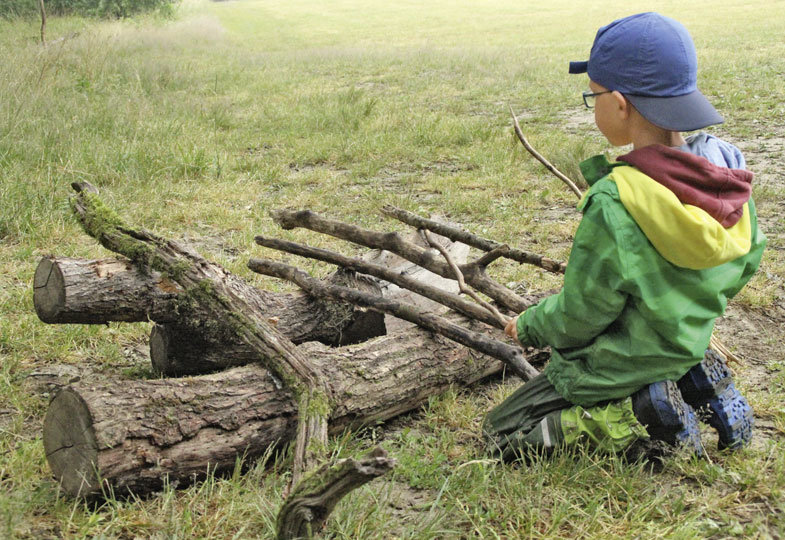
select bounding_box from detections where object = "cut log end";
[33,257,66,323]
[43,388,100,498]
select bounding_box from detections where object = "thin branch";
[38,0,46,45]
[710,335,741,365]
[254,235,504,328]
[249,257,540,381]
[381,205,566,274]
[509,105,583,199]
[421,230,510,328]
[271,209,541,313]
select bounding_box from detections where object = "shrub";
[0,0,179,19]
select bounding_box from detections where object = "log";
[33,257,184,324]
[150,270,385,376]
[44,323,544,498]
[33,257,385,375]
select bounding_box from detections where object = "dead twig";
[710,335,741,365]
[421,229,511,328]
[381,205,566,274]
[509,105,583,198]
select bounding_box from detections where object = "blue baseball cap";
[569,12,723,131]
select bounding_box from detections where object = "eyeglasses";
[582,90,612,109]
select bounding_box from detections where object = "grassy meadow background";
[2,0,785,537]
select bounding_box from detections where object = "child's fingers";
[504,316,519,339]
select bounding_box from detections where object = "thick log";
[34,256,383,337]
[33,257,385,375]
[44,323,543,498]
[150,270,385,376]
[33,257,184,324]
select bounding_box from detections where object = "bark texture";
[33,256,184,324]
[44,322,542,498]
[33,257,385,375]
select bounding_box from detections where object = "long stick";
[254,235,505,328]
[381,205,567,274]
[249,258,540,381]
[509,105,583,198]
[271,209,541,314]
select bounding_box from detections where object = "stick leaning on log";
[508,109,741,364]
[270,209,541,314]
[64,183,387,539]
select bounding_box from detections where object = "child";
[484,12,766,460]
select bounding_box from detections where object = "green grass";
[2,0,785,537]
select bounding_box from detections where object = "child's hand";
[504,315,521,345]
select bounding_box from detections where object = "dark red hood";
[617,145,753,227]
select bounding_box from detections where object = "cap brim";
[569,61,588,74]
[625,90,724,131]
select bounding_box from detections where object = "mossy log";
[43,322,537,498]
[33,257,386,375]
[33,257,184,324]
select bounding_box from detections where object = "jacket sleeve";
[517,194,630,350]
[723,198,767,300]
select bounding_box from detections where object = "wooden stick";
[254,235,505,328]
[249,258,540,381]
[38,0,46,45]
[509,105,583,198]
[271,209,541,314]
[276,447,395,539]
[421,230,511,328]
[381,205,566,274]
[710,335,741,365]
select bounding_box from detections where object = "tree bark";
[33,256,184,324]
[33,257,386,375]
[44,323,544,498]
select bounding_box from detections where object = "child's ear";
[611,91,630,119]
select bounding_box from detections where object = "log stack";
[36,185,553,538]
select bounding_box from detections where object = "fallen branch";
[381,205,567,274]
[248,258,540,381]
[276,447,395,539]
[271,209,540,314]
[421,229,510,327]
[509,105,583,198]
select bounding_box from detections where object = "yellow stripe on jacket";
[608,166,751,270]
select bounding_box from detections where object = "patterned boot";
[632,380,704,455]
[678,349,754,450]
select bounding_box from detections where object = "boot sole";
[678,349,754,450]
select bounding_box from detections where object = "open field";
[2,0,785,537]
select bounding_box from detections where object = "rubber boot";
[678,349,754,450]
[632,380,703,455]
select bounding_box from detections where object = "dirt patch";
[715,303,785,448]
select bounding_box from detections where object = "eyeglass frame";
[582,90,613,109]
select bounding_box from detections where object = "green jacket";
[517,155,766,407]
